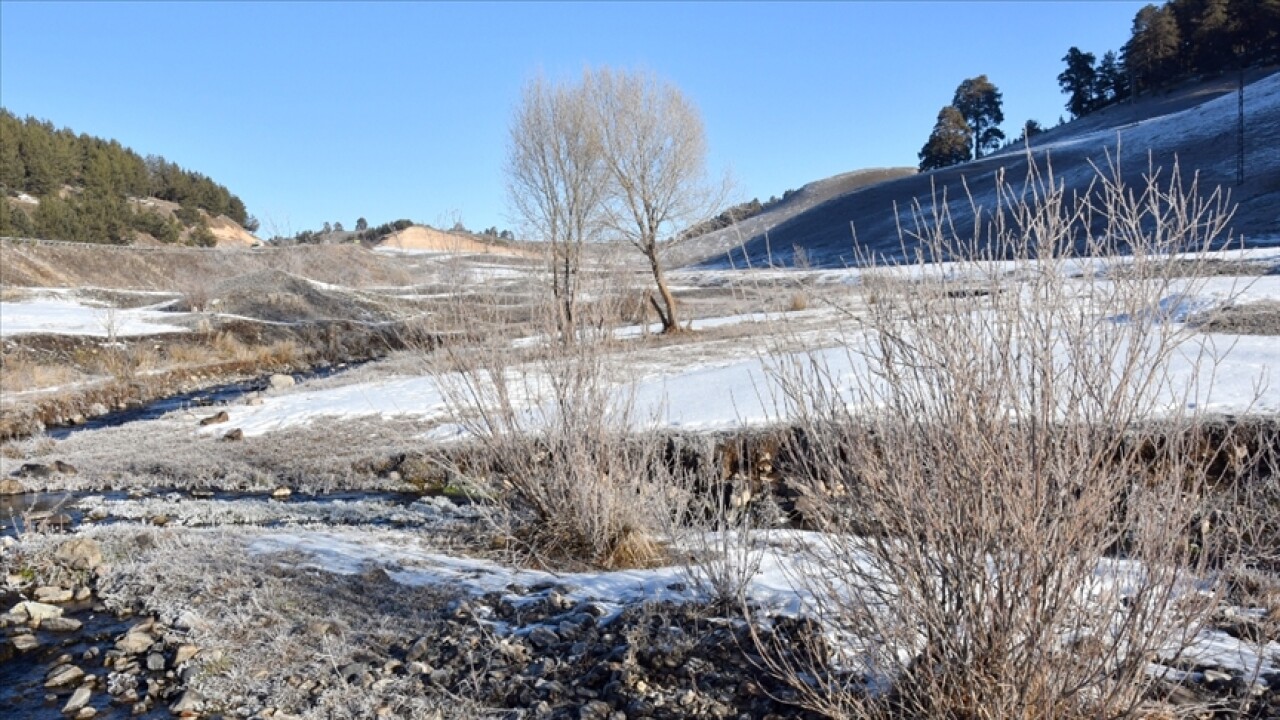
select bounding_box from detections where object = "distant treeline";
[1059,0,1279,118]
[679,190,798,240]
[0,110,251,245]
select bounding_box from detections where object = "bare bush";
[756,159,1251,718]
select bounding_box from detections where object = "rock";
[75,709,96,719]
[74,587,91,601]
[578,700,613,720]
[56,538,104,571]
[221,428,244,442]
[190,489,214,499]
[52,460,78,475]
[198,411,229,426]
[269,373,295,390]
[116,631,153,655]
[270,486,292,499]
[13,600,63,621]
[15,463,51,478]
[63,686,92,714]
[35,585,74,604]
[0,477,25,495]
[406,636,431,662]
[170,690,202,715]
[528,626,559,650]
[13,633,40,652]
[146,652,166,671]
[45,664,85,688]
[36,513,74,532]
[173,645,200,666]
[41,617,83,633]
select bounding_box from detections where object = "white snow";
[249,526,1280,679]
[0,298,189,337]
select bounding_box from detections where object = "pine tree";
[1058,47,1099,117]
[0,111,25,191]
[918,106,972,171]
[951,75,1005,158]
[1194,0,1234,73]
[1096,50,1130,106]
[1124,4,1183,93]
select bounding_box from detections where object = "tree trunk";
[645,243,681,333]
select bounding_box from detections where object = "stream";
[43,363,357,440]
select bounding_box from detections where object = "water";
[44,364,355,440]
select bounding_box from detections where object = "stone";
[63,686,92,714]
[170,690,202,715]
[40,617,83,632]
[15,463,51,478]
[55,538,104,571]
[45,664,85,688]
[0,477,25,495]
[173,645,200,666]
[13,633,40,652]
[270,486,292,499]
[13,600,63,621]
[221,428,244,442]
[35,585,74,603]
[578,700,613,720]
[75,709,96,719]
[52,460,78,475]
[198,411,229,426]
[146,652,166,671]
[528,626,559,650]
[269,373,295,390]
[116,631,153,655]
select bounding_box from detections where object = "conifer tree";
[1058,47,1099,117]
[951,75,1005,158]
[918,106,972,171]
[1124,4,1182,93]
[1095,50,1130,105]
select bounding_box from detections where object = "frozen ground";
[0,295,189,337]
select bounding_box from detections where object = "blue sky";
[1,1,1146,236]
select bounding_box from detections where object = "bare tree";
[506,73,607,339]
[588,68,721,334]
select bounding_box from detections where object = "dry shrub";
[433,332,675,570]
[788,290,810,312]
[757,159,1250,719]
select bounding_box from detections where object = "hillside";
[695,68,1280,269]
[376,224,529,256]
[0,110,258,247]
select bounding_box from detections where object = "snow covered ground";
[0,296,189,337]
[248,525,1280,679]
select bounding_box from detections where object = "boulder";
[221,428,244,442]
[0,478,25,495]
[35,585,73,604]
[269,373,295,390]
[56,538,104,571]
[45,663,85,688]
[52,460,78,475]
[198,411,229,426]
[12,600,63,621]
[12,633,40,652]
[63,686,92,714]
[40,617,83,632]
[116,630,153,655]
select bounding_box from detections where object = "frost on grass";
[84,525,497,720]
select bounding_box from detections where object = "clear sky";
[0,1,1147,237]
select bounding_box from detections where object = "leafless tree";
[588,68,722,334]
[505,73,606,339]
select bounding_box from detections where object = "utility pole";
[1237,64,1246,186]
